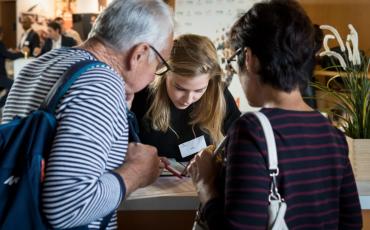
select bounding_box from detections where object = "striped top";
[202,108,362,230]
[2,48,128,229]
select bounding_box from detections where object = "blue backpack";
[0,60,112,230]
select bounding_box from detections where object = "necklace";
[169,125,196,140]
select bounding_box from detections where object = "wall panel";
[300,0,370,54]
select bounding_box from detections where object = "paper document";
[127,177,196,200]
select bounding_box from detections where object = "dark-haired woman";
[187,0,362,229]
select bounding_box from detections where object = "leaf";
[312,55,370,139]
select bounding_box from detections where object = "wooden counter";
[117,177,370,229]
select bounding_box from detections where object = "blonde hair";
[146,34,226,144]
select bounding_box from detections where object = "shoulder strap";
[250,111,284,202]
[40,60,105,113]
[251,111,278,172]
[39,59,115,229]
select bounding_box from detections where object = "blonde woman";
[131,34,240,162]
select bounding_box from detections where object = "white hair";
[89,0,174,55]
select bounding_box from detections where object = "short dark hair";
[229,0,315,92]
[313,24,324,54]
[48,21,62,34]
[54,17,64,23]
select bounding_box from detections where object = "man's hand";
[115,143,160,196]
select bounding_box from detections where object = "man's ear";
[127,43,150,71]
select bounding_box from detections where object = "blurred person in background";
[18,15,40,57]
[34,21,77,56]
[0,26,25,108]
[55,16,83,45]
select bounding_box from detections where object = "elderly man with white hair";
[2,0,174,229]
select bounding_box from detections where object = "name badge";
[178,135,207,158]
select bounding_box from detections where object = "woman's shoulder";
[259,107,325,120]
[228,112,262,137]
[231,108,328,132]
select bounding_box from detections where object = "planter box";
[346,137,370,181]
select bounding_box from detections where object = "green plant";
[312,24,370,139]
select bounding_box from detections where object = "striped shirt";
[2,48,128,229]
[203,108,362,230]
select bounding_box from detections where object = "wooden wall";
[0,0,16,48]
[299,0,370,55]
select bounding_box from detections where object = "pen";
[164,163,183,179]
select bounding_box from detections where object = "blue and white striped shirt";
[2,48,128,229]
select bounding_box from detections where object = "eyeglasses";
[149,45,171,76]
[226,48,243,75]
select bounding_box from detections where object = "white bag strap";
[251,111,283,202]
[251,111,278,172]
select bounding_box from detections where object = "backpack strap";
[37,60,118,228]
[40,60,106,113]
[127,108,141,143]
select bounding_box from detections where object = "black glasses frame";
[226,48,243,65]
[226,48,243,76]
[149,45,171,76]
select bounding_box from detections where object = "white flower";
[320,25,346,52]
[319,50,347,70]
[346,35,353,63]
[320,24,362,69]
[323,34,335,52]
[348,24,361,65]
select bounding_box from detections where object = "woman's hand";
[187,146,221,204]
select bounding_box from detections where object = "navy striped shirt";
[2,48,128,229]
[203,108,362,230]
